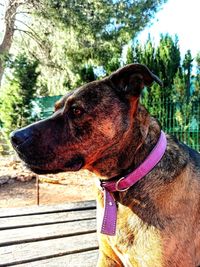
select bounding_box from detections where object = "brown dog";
[11,64,200,267]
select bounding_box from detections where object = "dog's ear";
[108,63,163,96]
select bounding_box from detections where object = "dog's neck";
[88,106,161,179]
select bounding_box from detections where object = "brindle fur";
[11,64,200,267]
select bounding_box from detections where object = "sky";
[0,0,199,58]
[137,0,200,58]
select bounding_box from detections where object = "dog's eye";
[70,106,84,118]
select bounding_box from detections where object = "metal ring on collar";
[115,177,130,192]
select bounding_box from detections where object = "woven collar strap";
[100,131,167,235]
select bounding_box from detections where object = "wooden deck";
[0,200,98,266]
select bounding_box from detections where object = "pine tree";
[182,50,193,101]
[194,53,200,101]
[9,0,167,94]
[127,34,181,101]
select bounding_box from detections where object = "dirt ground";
[0,155,97,208]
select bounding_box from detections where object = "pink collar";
[99,130,167,235]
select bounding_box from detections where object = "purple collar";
[99,131,167,235]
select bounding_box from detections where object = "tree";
[125,34,200,133]
[9,0,168,94]
[127,35,156,70]
[194,52,200,101]
[0,0,42,87]
[182,50,193,101]
[155,34,181,92]
[0,0,20,86]
[128,34,181,103]
[0,54,39,135]
[42,0,168,64]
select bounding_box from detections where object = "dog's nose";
[10,129,30,147]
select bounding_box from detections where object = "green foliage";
[194,52,200,100]
[0,54,39,135]
[182,50,193,101]
[14,0,167,94]
[79,65,96,85]
[44,0,167,50]
[129,34,181,102]
[126,34,199,144]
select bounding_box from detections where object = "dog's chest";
[97,202,163,267]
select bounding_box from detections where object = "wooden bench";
[0,200,98,266]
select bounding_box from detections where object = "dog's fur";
[11,64,200,267]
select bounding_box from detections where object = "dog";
[11,64,200,267]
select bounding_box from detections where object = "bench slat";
[0,200,96,217]
[0,209,96,230]
[0,201,98,266]
[0,219,96,245]
[15,250,99,267]
[0,233,98,266]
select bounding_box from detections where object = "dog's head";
[11,64,162,177]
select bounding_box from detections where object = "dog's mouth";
[63,156,84,171]
[12,136,85,174]
[26,155,85,174]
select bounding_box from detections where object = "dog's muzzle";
[10,128,33,151]
[10,126,85,174]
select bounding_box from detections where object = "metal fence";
[142,100,200,151]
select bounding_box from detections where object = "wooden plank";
[0,209,96,230]
[0,200,96,217]
[0,219,96,245]
[15,250,99,267]
[0,233,98,266]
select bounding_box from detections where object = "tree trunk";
[0,0,20,87]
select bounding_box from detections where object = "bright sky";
[137,0,200,57]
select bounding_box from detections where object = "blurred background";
[0,0,199,207]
